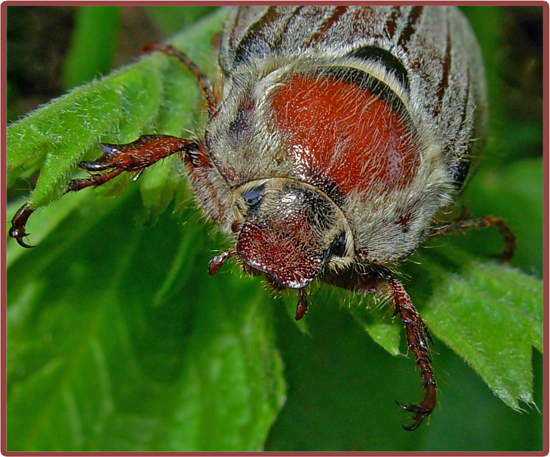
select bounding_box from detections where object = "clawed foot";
[10,135,194,248]
[9,204,35,248]
[396,400,432,431]
[82,135,189,173]
[388,278,437,431]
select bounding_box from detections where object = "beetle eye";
[331,231,347,257]
[242,184,265,208]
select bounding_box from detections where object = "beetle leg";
[295,288,309,321]
[324,267,436,430]
[9,204,35,248]
[209,250,235,276]
[11,41,218,249]
[387,277,436,431]
[426,216,515,262]
[9,135,198,248]
[144,42,217,115]
[81,135,194,174]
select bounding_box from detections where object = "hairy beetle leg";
[209,250,235,276]
[395,401,433,432]
[427,216,516,262]
[80,135,192,176]
[10,39,217,250]
[144,42,217,115]
[295,289,309,321]
[480,217,516,262]
[9,135,196,248]
[325,269,437,430]
[388,277,437,431]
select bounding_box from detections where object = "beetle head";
[233,178,353,289]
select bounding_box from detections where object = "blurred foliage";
[62,6,120,90]
[6,6,544,452]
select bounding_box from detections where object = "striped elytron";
[10,6,514,430]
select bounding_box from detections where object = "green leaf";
[327,233,542,413]
[398,158,543,411]
[7,8,285,452]
[7,187,285,452]
[351,295,402,357]
[7,7,227,211]
[314,157,543,414]
[407,247,542,410]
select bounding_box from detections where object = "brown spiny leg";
[323,266,435,431]
[295,288,309,321]
[10,136,200,248]
[387,277,436,431]
[144,42,217,115]
[11,42,218,249]
[426,216,515,262]
[209,250,235,276]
